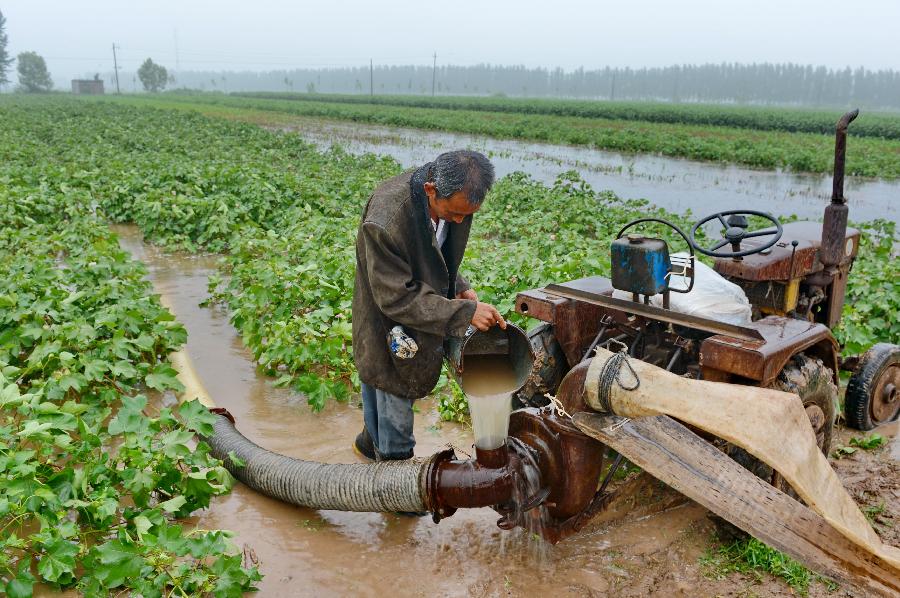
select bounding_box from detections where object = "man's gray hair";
[427,150,495,206]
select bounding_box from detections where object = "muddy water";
[461,356,519,450]
[281,119,900,225]
[112,224,710,597]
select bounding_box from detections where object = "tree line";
[169,63,900,109]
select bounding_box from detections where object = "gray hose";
[206,415,429,513]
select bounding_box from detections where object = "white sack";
[612,252,752,326]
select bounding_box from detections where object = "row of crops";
[0,116,261,593]
[139,93,900,178]
[235,92,900,140]
[0,96,897,594]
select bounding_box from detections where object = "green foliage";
[238,91,900,141]
[138,58,168,93]
[850,433,887,450]
[0,109,258,595]
[833,220,899,354]
[137,92,900,178]
[15,51,52,93]
[700,538,825,595]
[0,10,13,87]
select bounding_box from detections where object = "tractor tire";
[844,343,900,431]
[713,354,837,540]
[514,323,567,409]
[768,354,837,496]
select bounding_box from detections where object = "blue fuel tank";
[610,234,671,296]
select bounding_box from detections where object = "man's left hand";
[456,289,478,301]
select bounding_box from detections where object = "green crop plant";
[236,92,900,141]
[0,173,260,593]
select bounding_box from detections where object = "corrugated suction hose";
[206,414,429,513]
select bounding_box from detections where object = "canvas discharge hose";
[584,346,900,568]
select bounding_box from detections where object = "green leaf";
[6,571,35,598]
[178,399,216,436]
[144,363,184,392]
[133,515,153,540]
[227,450,246,468]
[158,495,187,513]
[37,539,78,584]
[107,395,148,435]
[93,540,144,588]
[110,359,137,379]
[82,358,109,382]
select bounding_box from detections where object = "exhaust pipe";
[819,108,859,270]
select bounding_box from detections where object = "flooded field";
[109,225,895,597]
[282,119,900,225]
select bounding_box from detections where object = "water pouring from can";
[447,324,534,462]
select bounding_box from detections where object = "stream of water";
[281,119,899,225]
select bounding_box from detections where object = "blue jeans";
[361,382,416,459]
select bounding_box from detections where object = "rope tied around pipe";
[596,345,641,414]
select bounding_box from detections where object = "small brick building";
[71,79,105,95]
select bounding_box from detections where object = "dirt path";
[115,226,896,597]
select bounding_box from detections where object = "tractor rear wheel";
[714,355,837,539]
[844,343,900,431]
[768,354,837,496]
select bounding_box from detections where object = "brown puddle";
[113,224,717,597]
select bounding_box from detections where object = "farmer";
[352,150,506,461]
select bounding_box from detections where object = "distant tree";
[137,58,167,92]
[16,51,52,92]
[306,81,315,93]
[0,10,13,89]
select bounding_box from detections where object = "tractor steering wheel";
[690,210,783,259]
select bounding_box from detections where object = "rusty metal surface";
[713,222,860,282]
[544,283,764,342]
[556,359,592,415]
[832,109,859,205]
[424,448,515,518]
[700,316,839,386]
[517,276,614,367]
[507,408,607,542]
[515,288,567,323]
[822,261,852,328]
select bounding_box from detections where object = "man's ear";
[423,181,437,201]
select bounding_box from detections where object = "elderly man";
[352,150,505,461]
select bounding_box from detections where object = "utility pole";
[431,52,437,96]
[369,58,373,96]
[111,44,121,94]
[173,28,180,73]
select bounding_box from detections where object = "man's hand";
[471,302,507,332]
[456,288,478,301]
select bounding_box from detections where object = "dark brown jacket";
[352,167,476,399]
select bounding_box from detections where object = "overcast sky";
[3,0,899,82]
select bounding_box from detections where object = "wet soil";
[273,118,900,226]
[112,226,896,597]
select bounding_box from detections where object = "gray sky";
[3,0,899,82]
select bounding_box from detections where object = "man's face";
[424,182,480,224]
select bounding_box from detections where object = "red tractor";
[514,109,899,475]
